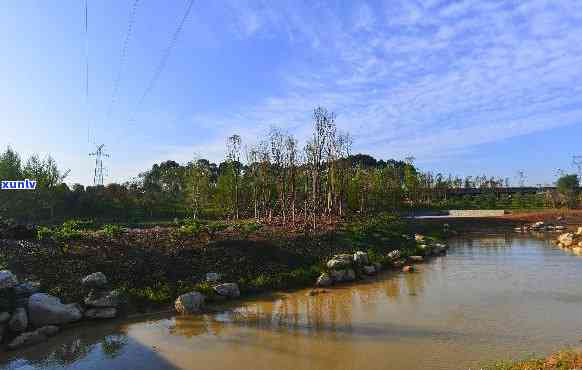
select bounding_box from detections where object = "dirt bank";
[409,209,582,234]
[0,217,424,311]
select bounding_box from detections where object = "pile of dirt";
[0,227,354,303]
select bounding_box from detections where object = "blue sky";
[2,0,582,186]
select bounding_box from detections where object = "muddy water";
[3,234,582,370]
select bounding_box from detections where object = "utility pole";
[89,144,109,186]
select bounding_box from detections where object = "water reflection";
[4,234,582,370]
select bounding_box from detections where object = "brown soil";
[411,210,582,233]
[0,222,405,306]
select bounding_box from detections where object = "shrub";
[101,224,124,238]
[207,222,229,237]
[37,226,54,241]
[239,222,262,238]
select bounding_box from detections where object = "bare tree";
[226,134,242,219]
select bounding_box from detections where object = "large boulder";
[205,272,221,283]
[531,221,545,229]
[345,269,356,281]
[213,283,240,298]
[558,233,575,247]
[28,293,83,327]
[81,272,108,289]
[326,254,353,270]
[0,311,10,323]
[373,262,382,272]
[8,330,46,350]
[353,251,369,266]
[14,282,40,296]
[85,307,117,319]
[7,326,59,350]
[8,307,28,333]
[315,273,332,287]
[363,265,376,275]
[331,269,355,282]
[175,292,205,314]
[0,270,18,290]
[36,325,59,337]
[84,290,122,308]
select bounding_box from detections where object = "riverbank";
[0,214,451,350]
[408,209,582,234]
[3,232,581,370]
[486,349,582,369]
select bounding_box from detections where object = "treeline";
[1,107,575,225]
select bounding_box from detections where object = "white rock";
[175,292,205,314]
[315,273,333,287]
[81,272,108,288]
[363,265,376,275]
[84,290,121,308]
[353,251,369,265]
[576,227,582,235]
[213,283,240,298]
[84,307,117,319]
[28,293,82,327]
[326,254,353,269]
[8,307,28,333]
[0,270,18,290]
[557,233,575,247]
[205,272,221,283]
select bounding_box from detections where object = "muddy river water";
[2,233,582,370]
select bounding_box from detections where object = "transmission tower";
[573,155,582,177]
[516,170,526,187]
[89,144,109,186]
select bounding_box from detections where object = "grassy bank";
[485,350,582,370]
[0,214,445,312]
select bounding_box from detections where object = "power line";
[85,0,91,144]
[104,0,141,122]
[110,0,195,148]
[130,0,195,121]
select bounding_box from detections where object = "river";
[3,233,582,370]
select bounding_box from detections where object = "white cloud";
[155,0,582,179]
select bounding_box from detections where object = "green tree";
[556,174,580,208]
